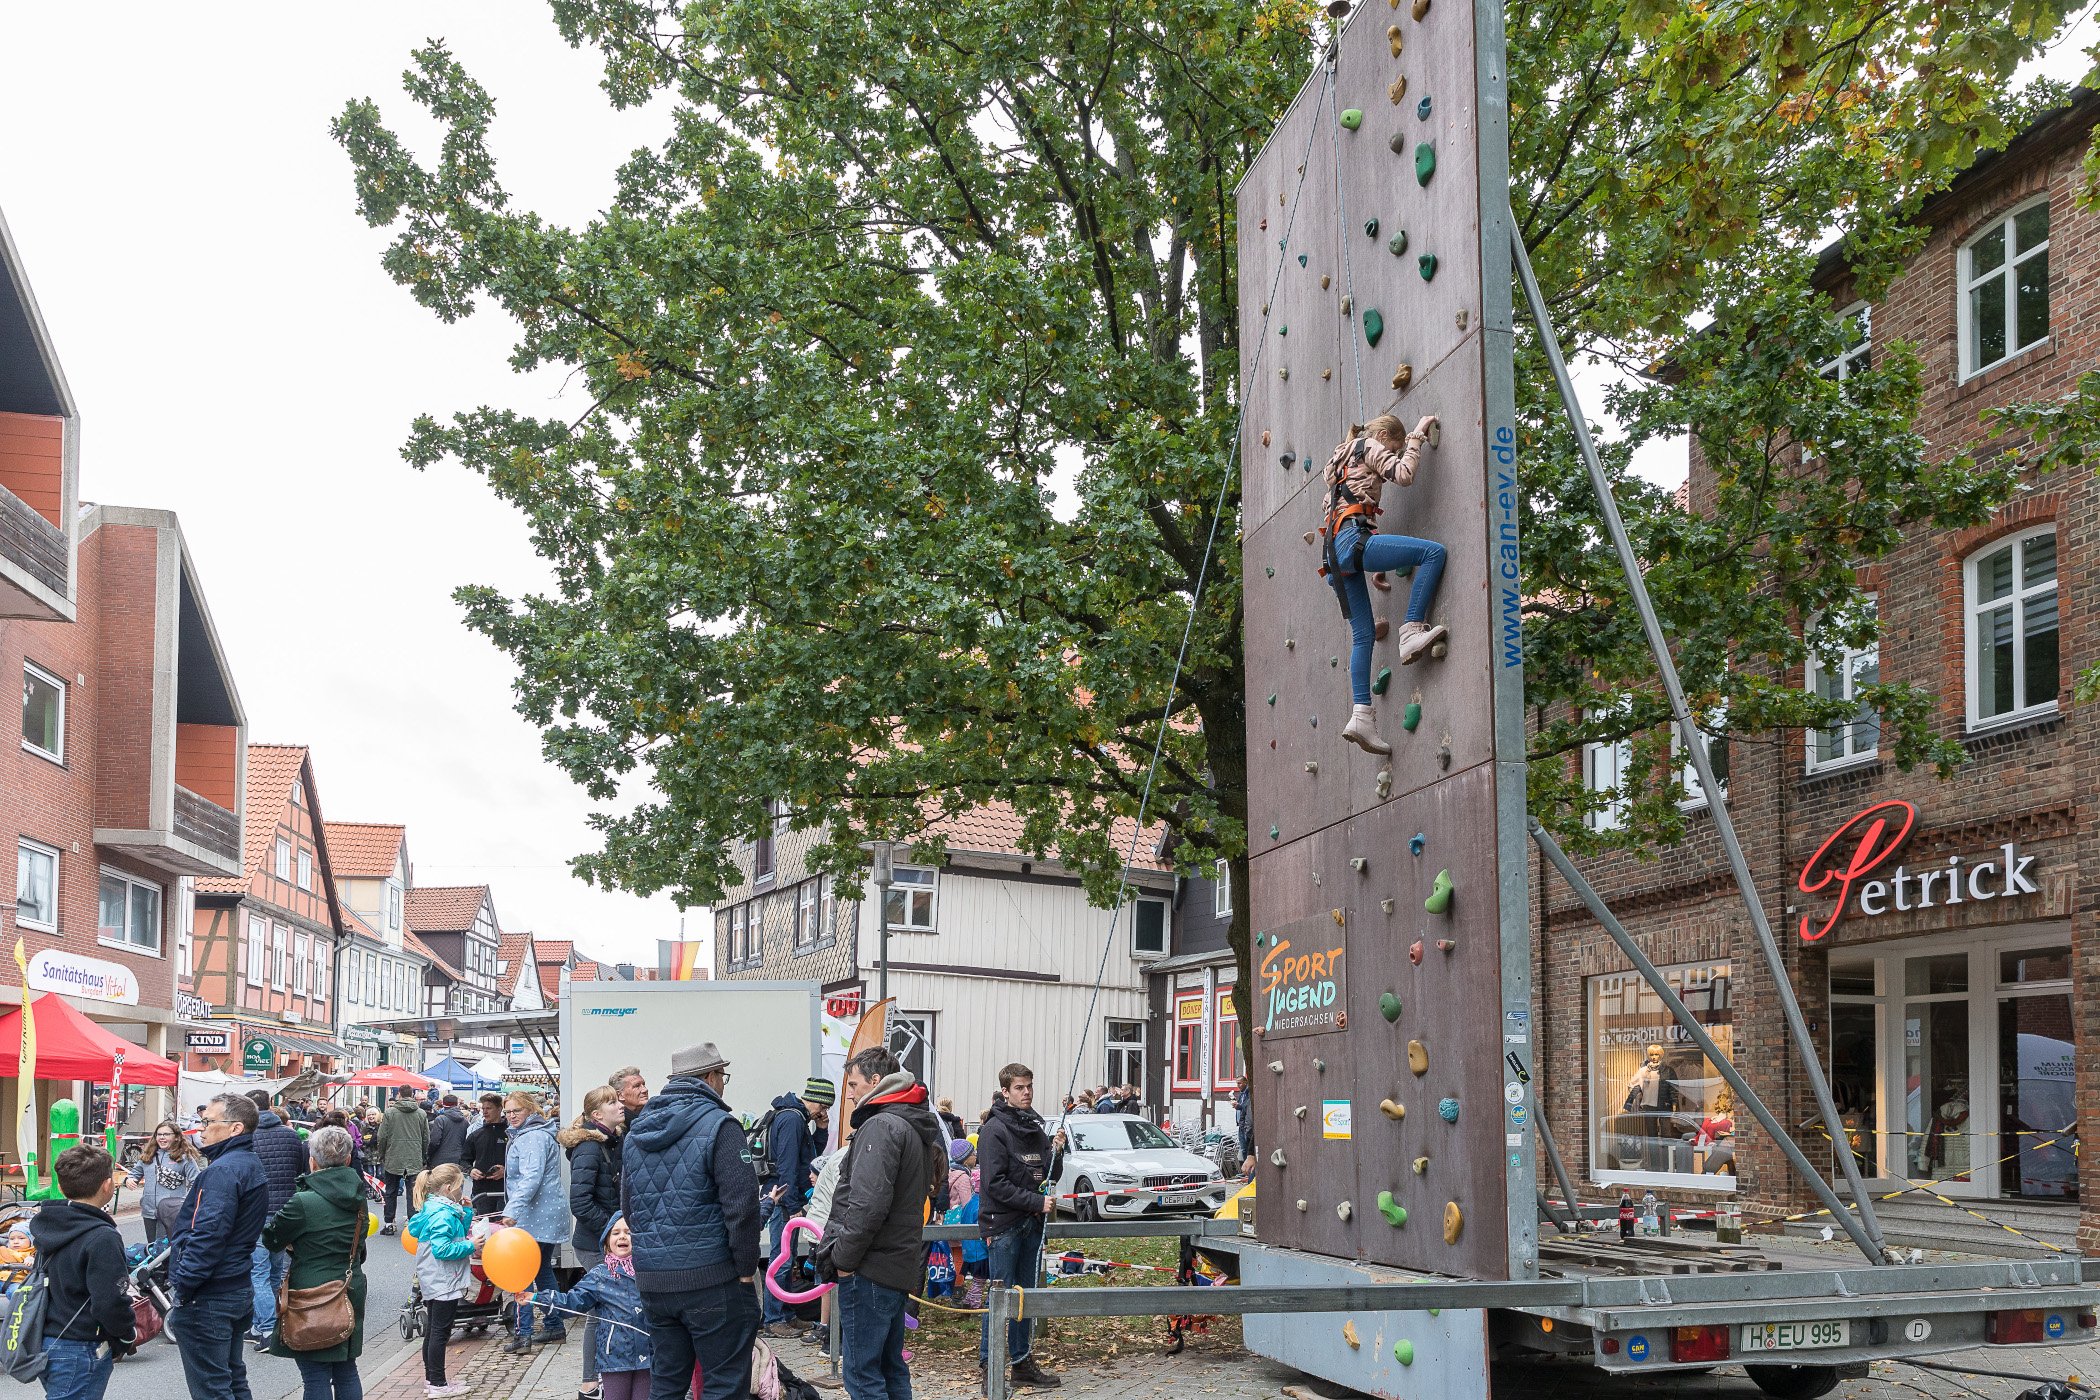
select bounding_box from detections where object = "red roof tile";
[322,823,406,879]
[194,744,309,895]
[340,907,381,942]
[923,802,1172,873]
[405,885,489,935]
[497,933,533,999]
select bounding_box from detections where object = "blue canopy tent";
[422,1056,500,1089]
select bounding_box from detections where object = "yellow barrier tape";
[1782,1124,2076,1253]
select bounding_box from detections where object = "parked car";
[1051,1114,1230,1219]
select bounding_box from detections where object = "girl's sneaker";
[425,1384,473,1397]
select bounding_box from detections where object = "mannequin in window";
[1927,1081,1972,1180]
[1621,1044,1678,1171]
[1696,1087,1735,1175]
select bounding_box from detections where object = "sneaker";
[380,1224,398,1236]
[503,1336,533,1356]
[533,1327,568,1346]
[1342,704,1391,755]
[761,1322,799,1340]
[1395,620,1447,665]
[426,1385,473,1398]
[1010,1358,1063,1389]
[247,1330,272,1349]
[803,1324,828,1347]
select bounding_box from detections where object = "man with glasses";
[169,1092,270,1400]
[622,1043,760,1400]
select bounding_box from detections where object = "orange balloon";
[402,1230,420,1256]
[481,1226,541,1294]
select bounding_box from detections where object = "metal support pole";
[985,1286,1016,1400]
[1509,221,1887,1260]
[1534,1108,1582,1233]
[1530,819,1883,1263]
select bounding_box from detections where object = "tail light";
[1986,1309,2047,1344]
[1600,1337,1620,1355]
[1670,1325,1731,1364]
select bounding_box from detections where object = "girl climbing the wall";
[1322,413,1444,755]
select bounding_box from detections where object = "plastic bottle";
[1618,1192,1635,1239]
[1641,1190,1660,1236]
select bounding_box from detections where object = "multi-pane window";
[1583,735,1632,832]
[794,880,821,950]
[272,923,289,988]
[1961,200,2049,378]
[274,838,291,881]
[97,869,161,952]
[1821,303,1871,383]
[177,880,194,978]
[1105,1020,1146,1091]
[247,914,267,986]
[1214,860,1232,918]
[291,779,305,808]
[296,850,313,892]
[754,819,776,884]
[364,953,378,1005]
[1132,898,1167,957]
[1172,996,1204,1089]
[1807,599,1880,770]
[21,662,63,764]
[1675,711,1730,810]
[885,867,937,932]
[293,933,310,992]
[386,881,403,931]
[16,840,58,932]
[312,946,327,1002]
[1212,986,1243,1088]
[1967,528,2058,728]
[730,904,749,967]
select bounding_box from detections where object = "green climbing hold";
[1278,324,1287,336]
[1379,991,1402,1023]
[1254,932,1265,946]
[1418,253,1438,281]
[1267,694,1276,706]
[1371,666,1392,696]
[1377,1190,1407,1226]
[1394,1340,1415,1366]
[1265,566,1275,577]
[1270,825,1280,840]
[1340,108,1363,130]
[1429,1308,1441,1317]
[1402,701,1421,730]
[1297,253,1309,267]
[1330,656,1339,668]
[1417,95,1433,120]
[1415,141,1436,185]
[1425,868,1454,913]
[1387,229,1408,256]
[1363,308,1384,348]
[1364,217,1379,237]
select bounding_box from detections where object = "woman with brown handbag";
[262,1125,370,1400]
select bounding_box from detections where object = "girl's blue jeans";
[1337,528,1446,705]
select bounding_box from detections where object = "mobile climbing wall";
[1237,0,1534,1281]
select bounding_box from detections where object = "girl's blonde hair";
[1349,414,1406,442]
[414,1163,467,1212]
[574,1085,619,1131]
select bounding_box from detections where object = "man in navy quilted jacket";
[170,1093,270,1400]
[243,1090,305,1346]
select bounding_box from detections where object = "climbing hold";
[1409,939,1424,966]
[1338,294,1352,315]
[1285,637,1295,649]
[1409,831,1426,855]
[1417,95,1433,120]
[1320,274,1331,290]
[1329,656,1339,668]
[1415,141,1436,185]
[1279,450,1296,470]
[1295,1104,1307,1119]
[1297,253,1308,266]
[1429,1309,1441,1317]
[1279,367,1290,380]
[1412,1156,1429,1174]
[1260,430,1270,446]
[1258,217,1267,231]
[1321,368,1332,381]
[1437,741,1451,770]
[1313,1057,1327,1072]
[1254,932,1265,946]
[1331,908,1345,926]
[1455,308,1470,332]
[1419,253,1438,281]
[1350,856,1367,873]
[1395,1340,1416,1366]
[1388,73,1407,104]
[1371,666,1392,696]
[1363,309,1384,348]
[1379,1098,1405,1120]
[1377,1191,1407,1227]
[1408,1040,1429,1076]
[1443,1200,1464,1243]
[1343,1319,1361,1350]
[1265,567,1275,578]
[1337,1200,1353,1222]
[1432,638,1448,657]
[1364,217,1379,237]
[1376,767,1393,799]
[1403,701,1422,731]
[1425,869,1454,914]
[1271,1147,1288,1168]
[1269,825,1280,840]
[1268,1063,1284,1077]
[1387,23,1403,54]
[1309,714,1317,727]
[1380,897,1395,914]
[1296,1199,1309,1212]
[1437,938,1456,953]
[1305,761,1318,775]
[1413,0,1431,16]
[1379,992,1402,1023]
[1387,229,1408,256]
[1388,130,1407,156]
[1340,108,1363,130]
[1438,1097,1460,1123]
[1267,693,1276,705]
[1392,362,1413,391]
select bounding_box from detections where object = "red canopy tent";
[0,994,179,1084]
[341,1065,434,1091]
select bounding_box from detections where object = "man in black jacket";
[821,1048,945,1400]
[171,1092,270,1400]
[427,1094,470,1168]
[467,1093,508,1217]
[243,1091,304,1346]
[757,1077,833,1339]
[975,1064,1066,1390]
[31,1146,137,1400]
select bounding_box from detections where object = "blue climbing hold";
[1298,253,1309,267]
[1417,95,1432,120]
[1410,832,1426,856]
[1438,1097,1460,1123]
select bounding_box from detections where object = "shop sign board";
[243,1035,276,1073]
[1255,912,1348,1039]
[185,1027,234,1054]
[1797,800,2041,941]
[26,949,139,1005]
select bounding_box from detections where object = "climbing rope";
[1057,62,1340,1112]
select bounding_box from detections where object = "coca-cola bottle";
[1618,1191,1636,1239]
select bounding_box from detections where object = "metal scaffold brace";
[1506,215,1893,1266]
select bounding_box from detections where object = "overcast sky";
[2,8,2088,975]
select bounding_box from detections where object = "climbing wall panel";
[1238,0,1534,1282]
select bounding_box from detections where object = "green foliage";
[331,0,2075,988]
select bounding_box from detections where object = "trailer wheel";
[1746,1364,1841,1399]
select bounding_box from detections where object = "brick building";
[1535,94,2100,1252]
[186,744,350,1077]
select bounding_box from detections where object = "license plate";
[1160,1193,1196,1206]
[1742,1320,1849,1352]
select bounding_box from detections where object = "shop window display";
[1587,961,1736,1184]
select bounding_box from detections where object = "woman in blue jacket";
[500,1093,568,1352]
[524,1217,650,1400]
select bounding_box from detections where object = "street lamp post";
[863,840,895,1004]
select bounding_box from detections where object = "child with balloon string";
[515,1216,651,1400]
[409,1166,479,1398]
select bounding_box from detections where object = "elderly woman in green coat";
[263,1125,370,1400]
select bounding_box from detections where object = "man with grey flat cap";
[622,1042,762,1400]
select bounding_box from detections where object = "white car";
[1051,1114,1229,1219]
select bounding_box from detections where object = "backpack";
[0,1255,84,1383]
[746,1107,786,1184]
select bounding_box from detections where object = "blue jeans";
[294,1357,363,1400]
[174,1289,255,1400]
[759,1200,792,1325]
[839,1275,911,1400]
[40,1338,113,1400]
[1337,528,1446,704]
[643,1281,756,1400]
[249,1245,287,1336]
[514,1239,561,1339]
[979,1212,1044,1368]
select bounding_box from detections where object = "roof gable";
[323,823,407,880]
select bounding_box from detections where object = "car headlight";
[1097,1172,1138,1187]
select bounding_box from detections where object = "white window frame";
[1582,735,1632,832]
[1820,302,1871,383]
[1965,526,2059,731]
[794,880,821,950]
[272,922,289,989]
[1105,1019,1146,1092]
[274,838,291,881]
[364,953,377,1005]
[290,779,305,809]
[1214,859,1232,918]
[312,945,327,1003]
[15,839,59,933]
[1131,896,1168,959]
[96,866,163,955]
[20,660,65,765]
[1806,598,1880,773]
[293,931,309,992]
[296,849,313,892]
[1673,709,1729,811]
[386,880,403,932]
[884,866,938,933]
[1958,197,2050,380]
[247,914,267,986]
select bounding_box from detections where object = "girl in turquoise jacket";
[409,1165,478,1397]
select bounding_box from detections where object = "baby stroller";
[125,1239,177,1347]
[398,1253,511,1341]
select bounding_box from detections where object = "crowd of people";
[28,1045,1092,1400]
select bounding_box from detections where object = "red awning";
[341,1064,435,1090]
[0,994,180,1085]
